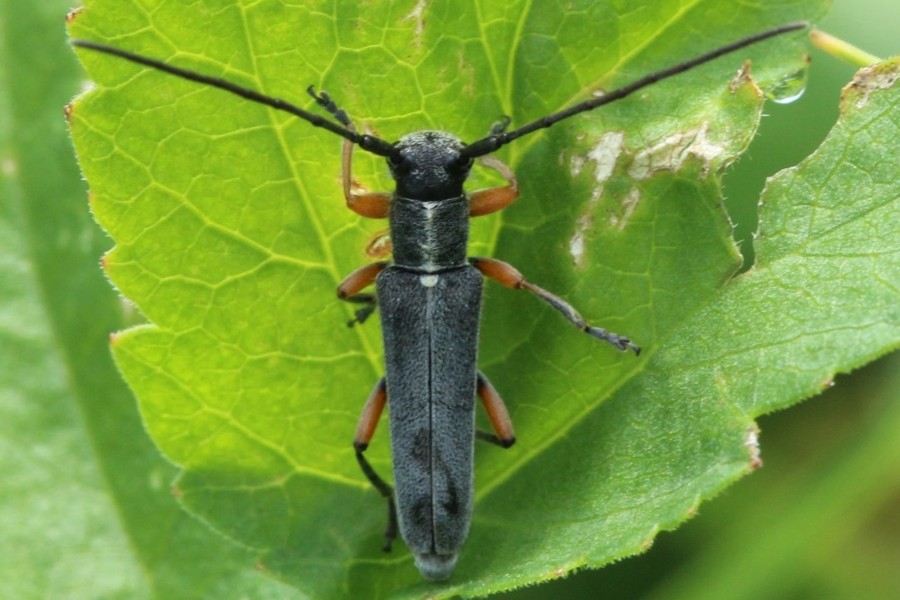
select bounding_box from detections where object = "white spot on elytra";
[419,275,438,287]
[628,121,724,180]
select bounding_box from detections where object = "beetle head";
[389,131,473,201]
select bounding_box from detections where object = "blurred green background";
[1,0,896,598]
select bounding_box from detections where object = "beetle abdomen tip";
[414,551,458,581]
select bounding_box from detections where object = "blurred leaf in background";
[0,0,294,597]
[1,0,897,599]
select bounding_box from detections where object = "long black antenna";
[461,21,808,159]
[70,39,397,158]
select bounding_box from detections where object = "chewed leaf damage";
[568,131,625,266]
[628,121,726,180]
[568,118,731,266]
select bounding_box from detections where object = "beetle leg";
[471,256,640,354]
[469,155,519,217]
[353,378,398,552]
[342,135,392,218]
[337,261,388,326]
[307,86,392,218]
[474,372,516,448]
[365,230,392,259]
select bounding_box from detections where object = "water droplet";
[767,66,809,105]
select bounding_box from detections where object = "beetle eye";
[448,155,473,175]
[388,152,409,174]
[387,149,401,166]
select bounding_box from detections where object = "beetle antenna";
[307,86,354,128]
[70,39,397,158]
[461,21,808,159]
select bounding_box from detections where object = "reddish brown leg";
[308,87,391,218]
[470,256,640,354]
[475,372,516,448]
[364,230,392,259]
[353,378,397,552]
[354,378,387,451]
[337,261,388,326]
[342,138,392,218]
[469,155,519,217]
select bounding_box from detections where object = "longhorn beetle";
[73,21,807,581]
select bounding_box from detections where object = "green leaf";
[65,0,900,598]
[0,1,298,598]
[641,355,900,600]
[475,56,900,596]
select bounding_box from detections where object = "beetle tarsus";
[355,448,398,552]
[476,429,516,448]
[383,496,398,552]
[348,302,377,327]
[586,326,641,355]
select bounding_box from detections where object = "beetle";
[72,20,807,581]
